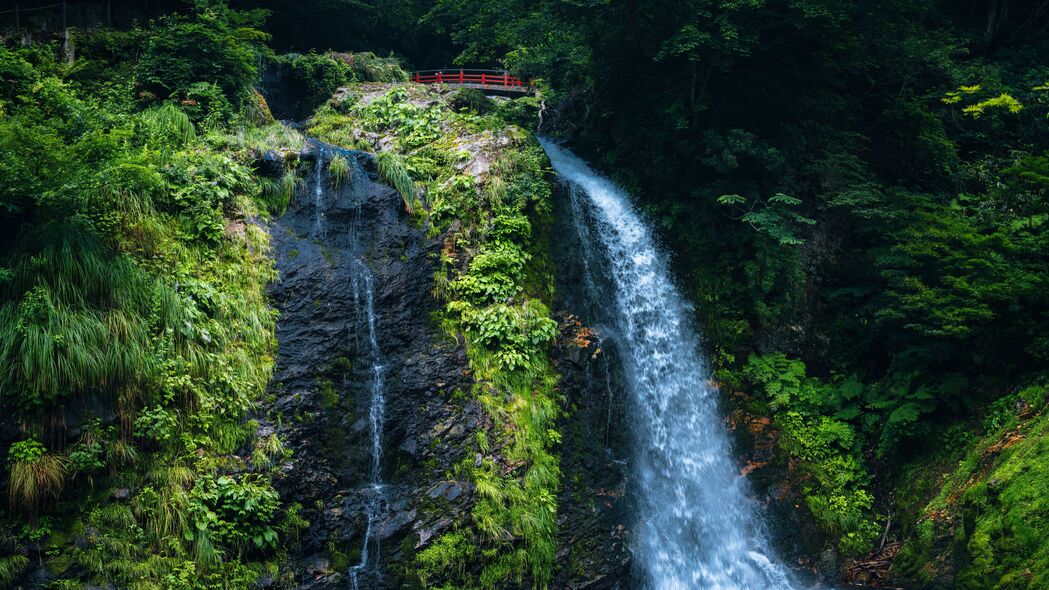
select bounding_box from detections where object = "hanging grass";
[228,121,306,154]
[0,286,155,405]
[0,554,29,588]
[328,153,351,187]
[139,103,196,162]
[376,151,420,214]
[133,476,190,551]
[8,441,67,519]
[105,438,139,475]
[140,103,196,147]
[332,51,409,82]
[259,170,301,216]
[251,434,286,470]
[192,526,225,571]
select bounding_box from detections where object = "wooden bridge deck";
[412,69,533,94]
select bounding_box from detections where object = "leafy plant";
[717,192,816,246]
[188,475,280,555]
[741,355,880,555]
[136,2,270,107]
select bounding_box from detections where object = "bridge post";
[414,72,420,83]
[481,73,486,85]
[437,71,442,83]
[459,69,464,83]
[504,71,509,85]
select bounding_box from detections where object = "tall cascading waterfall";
[540,139,798,590]
[308,145,388,588]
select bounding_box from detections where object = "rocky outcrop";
[263,143,478,589]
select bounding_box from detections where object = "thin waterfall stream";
[540,138,799,590]
[308,146,387,588]
[347,207,387,590]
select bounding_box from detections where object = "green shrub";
[181,82,235,127]
[189,475,280,554]
[136,3,269,107]
[279,52,354,108]
[135,406,179,443]
[67,440,105,475]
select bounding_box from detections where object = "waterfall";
[314,145,326,234]
[540,139,798,590]
[310,148,387,588]
[348,259,386,590]
[346,157,387,589]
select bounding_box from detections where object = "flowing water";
[540,139,798,590]
[347,160,387,590]
[314,146,326,234]
[348,258,386,590]
[309,148,387,588]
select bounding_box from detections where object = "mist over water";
[540,138,798,590]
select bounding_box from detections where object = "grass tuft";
[376,151,420,214]
[9,450,66,518]
[328,154,351,187]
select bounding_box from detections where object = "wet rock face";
[264,145,476,589]
[550,182,634,589]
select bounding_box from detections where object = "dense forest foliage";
[2,0,1049,588]
[0,4,303,587]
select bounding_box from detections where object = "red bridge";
[412,69,533,94]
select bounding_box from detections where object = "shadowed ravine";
[541,139,799,590]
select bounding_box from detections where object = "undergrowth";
[0,8,307,588]
[892,383,1049,589]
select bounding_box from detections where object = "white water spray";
[541,139,798,590]
[314,146,326,234]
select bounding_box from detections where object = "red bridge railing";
[412,69,532,93]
